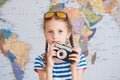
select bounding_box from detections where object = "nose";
[53,32,58,39]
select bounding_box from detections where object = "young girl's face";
[44,19,71,45]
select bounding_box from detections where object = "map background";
[0,0,120,80]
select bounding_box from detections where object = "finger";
[69,54,80,61]
[69,57,79,62]
[53,47,59,51]
[50,43,59,51]
[49,44,54,51]
[51,43,56,47]
[69,54,79,58]
[47,51,56,58]
[72,48,81,56]
[52,51,57,56]
[73,50,80,56]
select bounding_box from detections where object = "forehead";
[44,19,68,30]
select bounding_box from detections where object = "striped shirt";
[34,52,87,80]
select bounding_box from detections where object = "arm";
[37,67,53,80]
[37,44,56,80]
[71,67,83,80]
[46,67,53,80]
[69,47,85,80]
[77,69,83,80]
[37,69,46,80]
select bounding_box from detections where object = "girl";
[34,11,87,80]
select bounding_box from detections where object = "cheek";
[44,33,50,41]
[45,36,51,41]
[61,35,68,41]
[61,32,70,39]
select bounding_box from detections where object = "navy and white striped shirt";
[34,52,87,80]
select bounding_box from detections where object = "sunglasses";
[44,11,68,19]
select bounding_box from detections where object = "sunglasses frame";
[44,11,68,19]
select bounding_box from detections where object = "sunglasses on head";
[44,11,68,19]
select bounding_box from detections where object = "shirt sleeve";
[34,54,45,72]
[77,52,87,70]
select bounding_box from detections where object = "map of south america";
[0,28,30,80]
[0,1,30,79]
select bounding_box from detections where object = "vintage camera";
[54,43,76,63]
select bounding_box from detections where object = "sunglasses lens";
[57,12,66,18]
[45,12,54,18]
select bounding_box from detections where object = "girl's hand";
[69,47,81,68]
[46,43,57,68]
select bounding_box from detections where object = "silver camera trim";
[55,43,72,52]
[56,49,67,59]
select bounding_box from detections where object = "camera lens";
[59,52,63,56]
[57,49,67,59]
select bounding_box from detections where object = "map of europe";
[0,0,120,80]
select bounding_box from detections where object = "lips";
[52,41,60,43]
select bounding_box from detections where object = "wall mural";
[0,0,120,80]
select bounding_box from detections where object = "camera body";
[54,43,76,63]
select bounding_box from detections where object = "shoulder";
[34,54,46,72]
[77,52,87,70]
[34,54,45,62]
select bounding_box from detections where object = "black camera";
[54,43,76,63]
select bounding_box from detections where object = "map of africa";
[0,0,120,80]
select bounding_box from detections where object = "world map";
[0,0,120,80]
